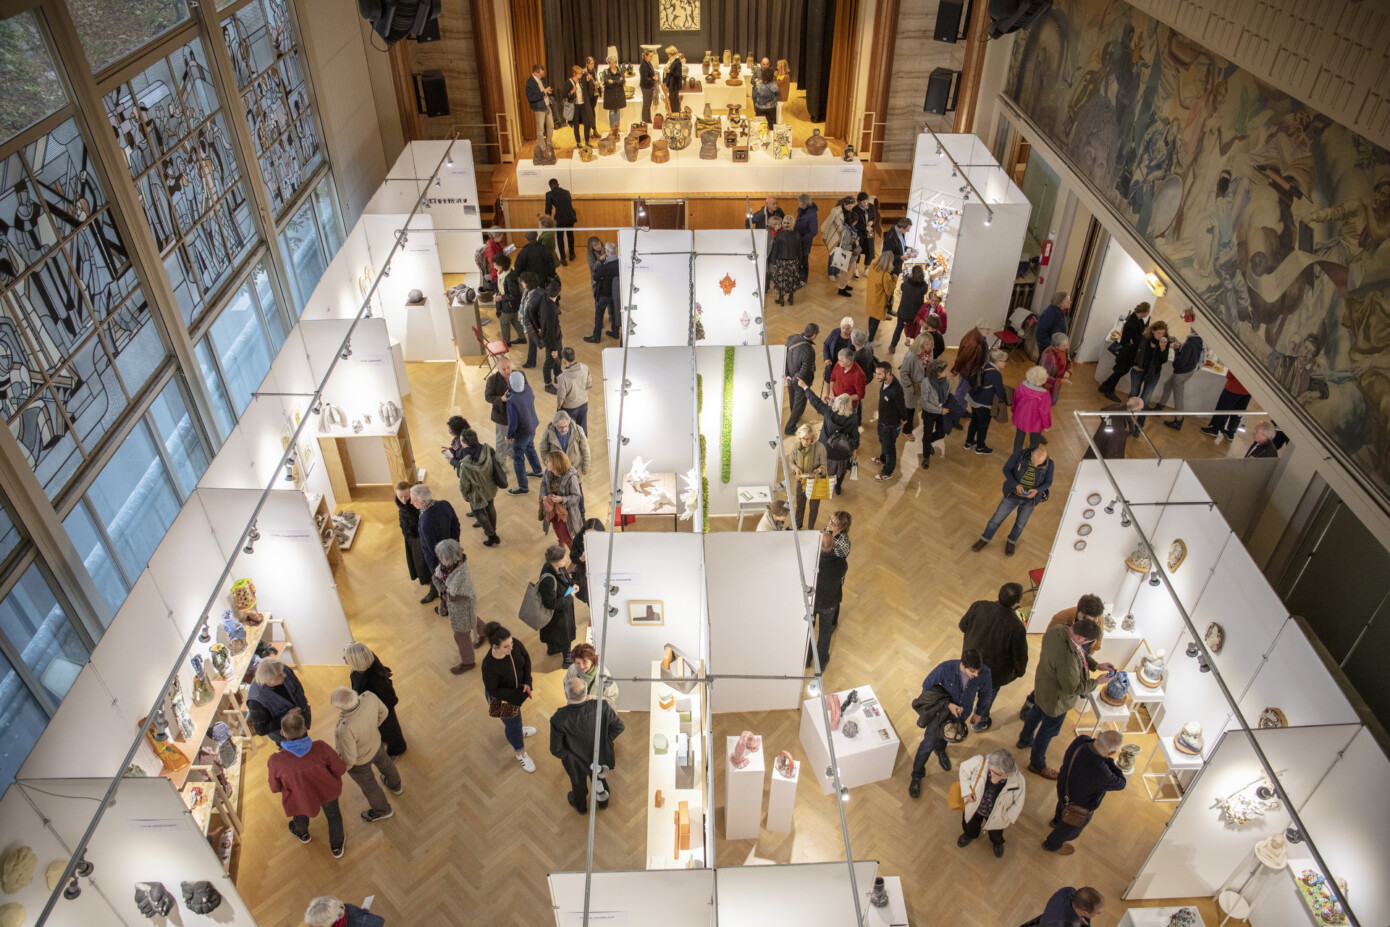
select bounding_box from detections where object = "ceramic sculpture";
[1167,538,1188,571]
[1174,721,1204,755]
[598,135,617,156]
[664,108,693,149]
[719,273,736,295]
[678,468,698,520]
[828,695,842,731]
[841,719,859,738]
[805,127,829,156]
[1138,649,1166,687]
[1204,621,1226,654]
[0,904,23,927]
[1256,833,1288,868]
[722,49,731,65]
[1167,908,1197,927]
[699,129,719,159]
[622,135,639,161]
[1103,611,1117,632]
[134,882,175,918]
[651,139,670,163]
[731,731,761,768]
[1258,706,1288,729]
[774,751,795,777]
[1100,670,1131,706]
[230,578,259,619]
[182,881,222,915]
[0,846,36,894]
[653,733,668,754]
[1121,613,1136,631]
[627,456,659,494]
[869,877,889,908]
[533,142,556,166]
[1115,743,1142,773]
[843,144,857,161]
[1125,543,1152,573]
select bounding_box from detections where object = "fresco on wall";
[1007,0,1390,499]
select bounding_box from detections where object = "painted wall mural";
[1006,0,1390,499]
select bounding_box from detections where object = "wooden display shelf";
[318,419,416,503]
[335,510,361,551]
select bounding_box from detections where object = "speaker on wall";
[934,0,964,42]
[414,70,450,117]
[923,67,958,115]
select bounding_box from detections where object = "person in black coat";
[882,218,911,275]
[638,48,658,124]
[247,659,310,743]
[566,64,597,147]
[345,643,407,757]
[394,481,431,592]
[568,518,606,605]
[480,623,536,770]
[1128,321,1170,408]
[822,318,853,382]
[600,56,626,135]
[747,196,786,230]
[957,583,1028,732]
[782,323,820,433]
[538,285,564,389]
[549,674,625,813]
[1098,302,1151,399]
[804,385,860,495]
[537,544,578,664]
[871,362,910,481]
[410,483,460,604]
[808,544,849,669]
[1043,732,1127,853]
[663,50,683,113]
[514,231,556,290]
[584,242,621,343]
[545,179,577,264]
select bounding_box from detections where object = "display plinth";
[1117,907,1207,927]
[1075,690,1131,737]
[766,759,798,833]
[864,875,909,927]
[647,660,706,868]
[799,685,899,794]
[516,159,570,195]
[1124,671,1166,733]
[724,735,765,840]
[1139,731,1203,802]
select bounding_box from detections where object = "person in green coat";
[1016,616,1114,778]
[455,422,504,546]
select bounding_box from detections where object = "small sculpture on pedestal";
[1174,721,1204,755]
[730,731,761,768]
[828,694,841,731]
[1138,649,1166,687]
[533,141,556,166]
[1121,613,1136,632]
[774,751,795,777]
[699,129,719,160]
[1100,670,1130,706]
[805,127,828,156]
[1115,743,1142,773]
[868,877,889,908]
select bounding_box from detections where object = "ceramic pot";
[696,115,720,136]
[685,78,700,91]
[726,103,743,119]
[623,84,636,99]
[578,146,596,162]
[726,78,742,86]
[664,110,693,150]
[699,129,719,160]
[651,139,670,163]
[598,136,617,156]
[653,112,664,130]
[533,143,556,166]
[622,135,639,162]
[805,127,828,156]
[703,102,713,117]
[721,49,731,65]
[723,129,737,148]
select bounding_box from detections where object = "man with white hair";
[331,687,402,824]
[548,674,625,814]
[1042,730,1127,855]
[1244,422,1278,458]
[304,895,384,927]
[410,483,459,603]
[747,196,785,230]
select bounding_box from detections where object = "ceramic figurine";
[533,142,556,166]
[868,877,889,908]
[1204,621,1225,654]
[208,643,230,679]
[664,108,693,149]
[1121,613,1136,632]
[842,144,856,161]
[828,694,841,731]
[841,719,859,738]
[623,135,639,161]
[1115,743,1142,773]
[1103,611,1117,632]
[718,273,736,295]
[1258,706,1288,728]
[721,49,731,66]
[1167,908,1197,927]
[731,731,761,768]
[230,578,259,620]
[805,127,828,156]
[1174,721,1204,755]
[1100,670,1130,706]
[1255,833,1288,868]
[1125,543,1152,573]
[1138,649,1166,687]
[598,136,617,156]
[774,751,795,777]
[190,656,215,706]
[699,129,719,159]
[1167,538,1188,572]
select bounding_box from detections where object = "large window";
[103,37,257,326]
[0,647,49,788]
[279,176,342,313]
[1,116,165,500]
[0,14,69,143]
[220,0,322,216]
[70,0,192,74]
[195,260,282,431]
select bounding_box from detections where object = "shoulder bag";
[1058,746,1093,827]
[488,445,510,489]
[825,428,854,461]
[518,573,556,630]
[947,757,986,811]
[487,654,522,719]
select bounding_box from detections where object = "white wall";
[367,141,483,272]
[300,220,380,322]
[695,346,786,517]
[619,229,695,348]
[361,214,451,361]
[601,347,697,488]
[715,861,880,927]
[549,869,713,927]
[1078,237,1154,363]
[706,531,821,712]
[691,229,769,346]
[586,533,706,711]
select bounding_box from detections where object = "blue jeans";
[876,421,899,475]
[485,691,525,751]
[1128,369,1159,407]
[565,402,588,434]
[511,434,541,489]
[1018,703,1066,771]
[975,684,1001,723]
[981,494,1037,543]
[911,715,947,779]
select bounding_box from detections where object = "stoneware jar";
[598,135,617,156]
[699,129,719,160]
[664,109,693,150]
[805,128,828,156]
[651,139,670,163]
[622,135,639,161]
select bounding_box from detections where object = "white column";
[766,758,798,833]
[724,735,765,840]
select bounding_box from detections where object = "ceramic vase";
[699,129,719,160]
[805,127,828,156]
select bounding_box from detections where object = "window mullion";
[77,497,136,592]
[0,628,60,718]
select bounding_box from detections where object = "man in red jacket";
[826,348,866,408]
[267,712,348,858]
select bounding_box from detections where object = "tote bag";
[518,574,555,630]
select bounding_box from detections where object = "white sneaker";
[517,752,536,773]
[522,725,537,737]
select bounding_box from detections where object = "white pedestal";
[864,875,909,927]
[1118,907,1207,927]
[724,735,765,840]
[799,685,900,794]
[766,758,798,833]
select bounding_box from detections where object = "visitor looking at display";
[752,67,778,125]
[601,56,625,134]
[1042,731,1127,855]
[330,687,401,824]
[972,445,1055,555]
[792,194,818,284]
[1029,886,1104,926]
[492,254,526,347]
[964,349,1008,455]
[566,65,596,147]
[564,643,619,707]
[568,517,606,605]
[782,323,820,433]
[537,545,579,664]
[266,712,347,858]
[584,242,620,343]
[410,483,460,600]
[393,481,432,596]
[956,583,1029,733]
[453,422,504,547]
[539,451,584,548]
[543,180,578,264]
[549,674,625,814]
[908,651,990,797]
[889,264,929,353]
[870,361,909,481]
[304,896,384,927]
[756,499,791,531]
[247,658,311,744]
[504,370,543,494]
[344,642,406,757]
[525,64,555,150]
[955,749,1025,858]
[555,349,592,433]
[1098,300,1151,401]
[1017,617,1114,779]
[864,250,895,342]
[480,622,537,773]
[787,423,828,530]
[433,539,485,674]
[881,216,911,276]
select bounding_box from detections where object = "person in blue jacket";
[908,650,991,798]
[505,370,542,493]
[972,444,1054,556]
[1034,291,1071,353]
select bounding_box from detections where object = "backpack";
[826,429,854,461]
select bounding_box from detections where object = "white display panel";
[267,324,317,394]
[146,495,227,632]
[0,783,98,925]
[619,229,695,348]
[548,869,713,927]
[705,531,821,712]
[694,345,785,517]
[303,317,403,437]
[89,574,183,733]
[691,229,768,346]
[361,213,451,361]
[1148,485,1231,615]
[1189,540,1287,697]
[1126,725,1358,902]
[1296,726,1390,927]
[301,219,380,321]
[17,669,132,780]
[1079,238,1157,363]
[1234,620,1358,729]
[586,532,706,711]
[1154,625,1231,763]
[715,861,880,927]
[601,347,697,487]
[371,140,481,272]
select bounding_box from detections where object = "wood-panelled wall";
[510,0,546,143]
[471,0,508,160]
[861,0,899,160]
[502,196,848,235]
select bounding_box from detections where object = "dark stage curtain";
[541,0,806,85]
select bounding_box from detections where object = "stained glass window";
[221,0,322,216]
[103,37,257,325]
[0,118,165,500]
[69,0,191,74]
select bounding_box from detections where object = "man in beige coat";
[553,348,592,433]
[331,687,402,823]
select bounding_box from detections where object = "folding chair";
[472,326,509,372]
[992,308,1034,363]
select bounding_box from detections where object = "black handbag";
[826,429,854,461]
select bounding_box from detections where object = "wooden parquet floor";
[237,243,1248,926]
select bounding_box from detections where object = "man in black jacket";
[783,323,820,433]
[957,583,1028,732]
[1043,731,1126,854]
[483,354,515,452]
[538,285,564,391]
[747,196,786,230]
[871,361,909,481]
[514,230,556,290]
[663,49,683,113]
[549,675,624,813]
[638,48,658,123]
[1160,329,1204,429]
[544,179,577,265]
[584,241,621,343]
[882,217,911,275]
[808,524,850,669]
[1098,301,1150,400]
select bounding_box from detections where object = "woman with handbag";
[889,264,930,353]
[480,622,536,772]
[953,748,1025,857]
[788,423,828,530]
[801,383,859,496]
[537,544,578,664]
[538,450,584,547]
[434,539,486,675]
[454,422,503,547]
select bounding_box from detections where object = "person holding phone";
[537,544,579,666]
[481,622,537,773]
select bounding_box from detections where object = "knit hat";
[509,371,525,392]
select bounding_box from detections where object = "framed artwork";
[629,600,665,626]
[658,0,700,31]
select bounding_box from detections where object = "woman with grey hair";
[434,539,485,675]
[247,658,310,743]
[304,895,384,927]
[850,327,875,381]
[956,747,1026,857]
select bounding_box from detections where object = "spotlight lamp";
[1102,416,1113,433]
[434,177,441,187]
[609,585,619,596]
[985,212,993,226]
[243,522,261,555]
[1149,569,1161,587]
[747,252,757,262]
[1285,824,1304,844]
[620,436,631,446]
[312,400,323,414]
[1120,512,1131,528]
[608,606,619,617]
[761,390,771,399]
[839,786,851,803]
[1104,497,1117,515]
[1186,641,1201,659]
[74,854,93,878]
[1198,656,1212,673]
[446,154,454,166]
[769,439,779,449]
[340,343,352,360]
[63,878,81,900]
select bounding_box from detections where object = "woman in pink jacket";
[1011,366,1053,455]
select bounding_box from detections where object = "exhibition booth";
[904,132,1031,347]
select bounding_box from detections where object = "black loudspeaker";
[413,18,441,43]
[414,70,450,117]
[923,68,957,115]
[935,0,964,42]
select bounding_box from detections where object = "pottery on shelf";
[1258,706,1288,729]
[622,135,639,162]
[598,135,617,156]
[651,139,670,163]
[1174,721,1204,755]
[1138,649,1166,687]
[805,127,829,156]
[1121,613,1136,632]
[1125,543,1152,573]
[868,877,889,908]
[1100,671,1131,706]
[664,108,693,150]
[1167,538,1188,572]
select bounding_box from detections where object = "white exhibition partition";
[300,220,380,321]
[601,347,697,487]
[548,869,713,927]
[694,345,785,517]
[714,861,880,927]
[619,228,695,348]
[586,532,706,712]
[691,229,769,346]
[1127,725,1359,901]
[367,140,482,272]
[361,213,451,361]
[1154,624,1231,763]
[0,782,93,924]
[705,531,821,712]
[1234,621,1358,729]
[1188,543,1286,700]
